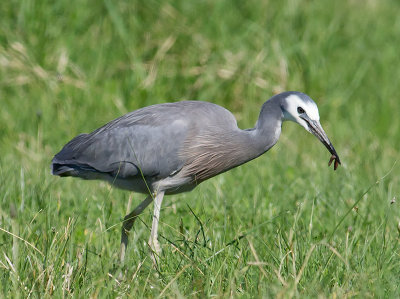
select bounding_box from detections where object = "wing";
[51,103,192,180]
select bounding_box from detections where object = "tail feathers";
[51,161,100,178]
[51,163,76,176]
[51,133,102,178]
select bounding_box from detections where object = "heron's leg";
[120,195,153,263]
[148,190,165,257]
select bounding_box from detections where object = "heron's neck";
[227,100,283,170]
[247,98,284,155]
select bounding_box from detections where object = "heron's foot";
[148,237,161,264]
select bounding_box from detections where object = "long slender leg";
[120,195,153,263]
[148,190,165,257]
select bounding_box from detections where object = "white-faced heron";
[51,91,341,262]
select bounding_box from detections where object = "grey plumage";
[52,100,278,194]
[51,91,340,261]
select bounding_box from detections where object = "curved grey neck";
[248,97,284,155]
[226,97,284,170]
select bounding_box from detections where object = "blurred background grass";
[1,0,400,297]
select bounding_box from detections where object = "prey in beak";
[300,115,341,170]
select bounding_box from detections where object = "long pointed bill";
[302,117,341,170]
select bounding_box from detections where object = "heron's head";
[280,91,341,170]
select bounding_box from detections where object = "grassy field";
[1,0,400,297]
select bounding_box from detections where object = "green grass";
[1,0,400,297]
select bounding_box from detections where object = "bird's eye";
[297,107,305,114]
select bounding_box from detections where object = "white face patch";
[282,94,321,132]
